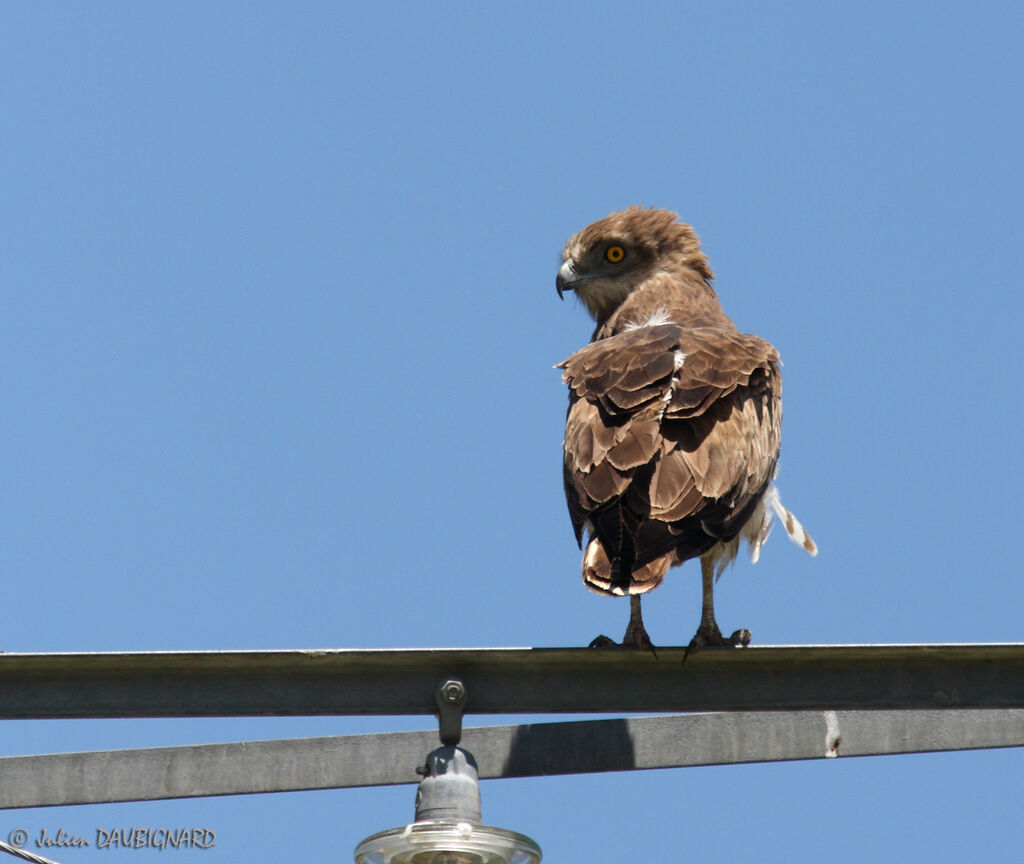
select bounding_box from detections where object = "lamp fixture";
[354,678,541,864]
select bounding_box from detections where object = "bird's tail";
[582,537,670,596]
[764,486,817,557]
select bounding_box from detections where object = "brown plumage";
[556,206,816,652]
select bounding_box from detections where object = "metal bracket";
[434,677,467,746]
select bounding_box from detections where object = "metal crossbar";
[1,644,1022,718]
[0,709,1021,809]
[2,645,1023,811]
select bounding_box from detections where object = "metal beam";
[1,709,1021,809]
[0,645,1022,718]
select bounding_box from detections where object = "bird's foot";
[588,628,658,657]
[623,617,657,657]
[684,622,751,662]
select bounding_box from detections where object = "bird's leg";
[623,595,657,654]
[589,595,657,655]
[685,557,751,660]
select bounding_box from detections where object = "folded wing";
[558,323,782,595]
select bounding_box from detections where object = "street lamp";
[353,745,541,864]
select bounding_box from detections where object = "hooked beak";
[556,259,581,300]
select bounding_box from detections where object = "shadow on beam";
[0,709,1021,809]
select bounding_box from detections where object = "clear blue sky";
[2,2,1022,862]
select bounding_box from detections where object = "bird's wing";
[558,323,781,570]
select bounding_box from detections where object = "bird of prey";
[556,206,816,653]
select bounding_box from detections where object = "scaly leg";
[590,595,657,655]
[684,556,751,660]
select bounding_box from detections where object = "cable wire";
[0,839,63,864]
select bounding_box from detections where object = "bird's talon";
[684,622,751,661]
[729,628,752,648]
[622,623,657,655]
[588,632,657,657]
[638,635,658,659]
[627,629,658,657]
[683,634,705,663]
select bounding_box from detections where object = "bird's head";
[556,206,714,324]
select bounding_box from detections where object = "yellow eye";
[605,245,625,263]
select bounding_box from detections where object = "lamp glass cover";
[354,819,541,864]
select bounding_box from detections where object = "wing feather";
[559,323,781,595]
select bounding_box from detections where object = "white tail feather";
[766,486,818,556]
[699,484,818,584]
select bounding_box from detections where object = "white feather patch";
[658,355,686,415]
[703,484,817,582]
[623,307,672,330]
[765,485,818,556]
